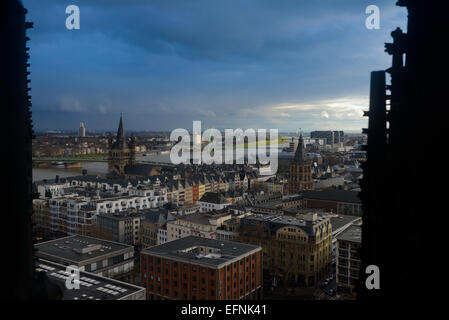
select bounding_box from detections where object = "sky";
[23,0,407,133]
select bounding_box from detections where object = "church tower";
[108,114,136,176]
[288,134,313,194]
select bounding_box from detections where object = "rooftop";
[330,215,362,234]
[35,235,133,264]
[199,192,230,204]
[244,212,329,228]
[97,210,141,221]
[36,259,145,300]
[336,224,362,243]
[175,212,231,225]
[141,236,261,268]
[302,189,361,203]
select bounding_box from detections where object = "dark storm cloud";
[23,0,407,132]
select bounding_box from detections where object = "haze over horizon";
[24,0,406,132]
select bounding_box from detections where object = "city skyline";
[23,0,406,132]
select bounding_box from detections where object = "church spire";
[294,133,305,164]
[116,113,125,140]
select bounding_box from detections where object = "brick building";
[301,190,362,216]
[140,236,262,300]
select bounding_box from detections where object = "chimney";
[305,212,318,222]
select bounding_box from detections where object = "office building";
[34,235,135,278]
[36,259,146,300]
[310,131,344,147]
[140,236,262,300]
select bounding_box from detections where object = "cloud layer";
[23,0,407,132]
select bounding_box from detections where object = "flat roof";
[175,212,231,225]
[142,236,261,268]
[35,235,133,264]
[336,224,362,243]
[330,215,361,233]
[36,259,145,300]
[97,211,141,221]
[244,212,329,227]
[302,189,361,203]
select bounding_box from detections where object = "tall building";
[140,236,263,300]
[288,134,313,194]
[358,0,447,300]
[310,131,344,147]
[108,115,136,176]
[336,224,361,297]
[78,122,86,137]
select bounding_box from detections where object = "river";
[33,143,288,182]
[32,153,172,182]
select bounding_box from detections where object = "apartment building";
[167,212,232,242]
[140,208,175,249]
[197,192,232,213]
[46,189,167,237]
[95,211,141,245]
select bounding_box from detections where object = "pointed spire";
[116,113,125,140]
[294,133,305,164]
